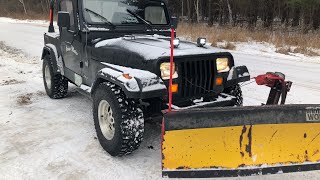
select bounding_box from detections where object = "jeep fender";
[91,63,167,99]
[41,44,64,75]
[225,66,250,88]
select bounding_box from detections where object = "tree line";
[168,0,320,31]
[0,0,51,17]
[1,0,320,31]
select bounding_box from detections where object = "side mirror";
[57,11,70,29]
[171,16,178,29]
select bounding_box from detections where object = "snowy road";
[0,18,320,180]
[234,49,320,105]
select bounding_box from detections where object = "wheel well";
[41,48,50,60]
[91,78,109,95]
[91,78,130,99]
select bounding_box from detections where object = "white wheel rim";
[44,65,52,90]
[98,100,115,140]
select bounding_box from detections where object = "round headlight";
[216,58,230,72]
[160,62,178,80]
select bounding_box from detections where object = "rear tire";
[42,55,68,99]
[224,84,243,106]
[93,82,144,157]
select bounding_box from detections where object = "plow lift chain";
[255,72,293,105]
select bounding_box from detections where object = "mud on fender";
[161,104,320,178]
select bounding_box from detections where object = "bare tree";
[18,0,27,15]
[186,0,191,22]
[226,0,233,25]
[194,0,200,23]
[208,0,213,26]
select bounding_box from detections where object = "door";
[59,0,83,85]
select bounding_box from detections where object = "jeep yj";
[41,0,250,156]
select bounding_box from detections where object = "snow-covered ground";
[233,43,320,105]
[0,18,320,180]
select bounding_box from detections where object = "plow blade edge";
[162,104,320,178]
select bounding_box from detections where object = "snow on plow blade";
[162,104,320,178]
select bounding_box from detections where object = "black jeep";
[41,0,250,156]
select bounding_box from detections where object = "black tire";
[93,82,144,157]
[42,55,68,99]
[223,84,243,106]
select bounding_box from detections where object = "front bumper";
[170,93,236,110]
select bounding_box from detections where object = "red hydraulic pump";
[255,72,293,105]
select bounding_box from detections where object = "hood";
[94,35,225,61]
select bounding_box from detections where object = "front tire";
[93,82,144,157]
[223,84,243,106]
[42,55,68,99]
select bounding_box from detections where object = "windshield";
[82,0,168,25]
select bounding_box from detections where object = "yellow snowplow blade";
[162,105,320,178]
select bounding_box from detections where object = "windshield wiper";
[85,8,115,29]
[126,9,153,32]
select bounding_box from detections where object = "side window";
[60,0,76,31]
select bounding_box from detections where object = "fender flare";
[41,44,64,75]
[91,63,167,99]
[225,66,251,88]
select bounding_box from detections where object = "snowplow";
[162,104,320,178]
[42,0,320,178]
[162,28,320,178]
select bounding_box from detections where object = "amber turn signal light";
[215,77,223,86]
[171,84,179,93]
